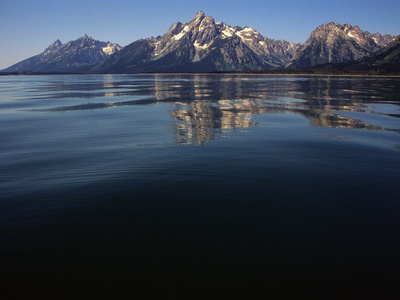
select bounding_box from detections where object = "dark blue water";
[1,74,399,293]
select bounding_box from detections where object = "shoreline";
[1,71,400,78]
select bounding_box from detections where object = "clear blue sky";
[1,0,399,69]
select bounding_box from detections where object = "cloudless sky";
[1,0,399,69]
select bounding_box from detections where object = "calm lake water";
[1,74,400,292]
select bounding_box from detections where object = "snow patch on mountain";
[194,40,211,50]
[174,25,190,40]
[222,28,234,38]
[102,43,121,55]
[347,31,356,39]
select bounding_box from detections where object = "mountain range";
[2,11,398,73]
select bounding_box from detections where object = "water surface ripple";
[0,74,399,291]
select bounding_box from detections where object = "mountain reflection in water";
[28,74,399,145]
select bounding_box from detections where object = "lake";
[1,74,399,294]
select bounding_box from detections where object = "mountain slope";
[355,36,400,67]
[288,22,396,68]
[92,11,301,73]
[304,37,400,74]
[3,35,121,73]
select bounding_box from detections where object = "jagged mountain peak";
[193,11,206,20]
[152,12,219,58]
[372,32,396,45]
[189,11,217,32]
[73,34,92,44]
[156,11,295,57]
[311,22,362,38]
[93,11,301,73]
[310,22,390,45]
[78,34,96,43]
[183,11,214,32]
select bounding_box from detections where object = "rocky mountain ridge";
[356,36,400,66]
[288,22,394,68]
[3,35,122,73]
[308,36,400,74]
[92,11,301,73]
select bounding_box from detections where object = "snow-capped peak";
[236,27,262,41]
[152,11,219,57]
[219,22,236,38]
[163,12,304,69]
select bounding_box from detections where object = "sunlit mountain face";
[2,12,398,74]
[92,11,301,73]
[288,22,395,68]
